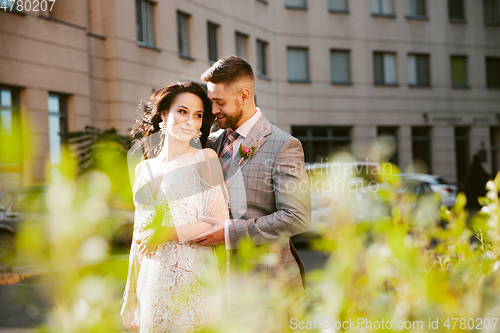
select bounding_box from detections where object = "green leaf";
[478,197,490,206]
[238,143,244,156]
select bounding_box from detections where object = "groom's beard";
[216,101,243,130]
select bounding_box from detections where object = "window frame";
[207,22,219,64]
[0,85,23,184]
[47,92,69,167]
[448,0,466,23]
[256,39,269,79]
[408,53,431,87]
[330,49,352,85]
[284,0,307,10]
[373,52,398,86]
[371,0,396,18]
[235,32,249,60]
[287,47,311,83]
[486,57,500,89]
[177,11,193,60]
[292,126,352,163]
[450,55,469,88]
[483,0,500,25]
[136,0,157,48]
[411,126,433,174]
[405,0,428,20]
[328,0,349,14]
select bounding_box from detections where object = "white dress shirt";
[224,107,262,249]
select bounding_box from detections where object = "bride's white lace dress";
[129,158,229,333]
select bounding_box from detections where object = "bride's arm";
[121,232,140,331]
[153,149,228,242]
[138,150,226,250]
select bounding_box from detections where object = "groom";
[189,56,311,296]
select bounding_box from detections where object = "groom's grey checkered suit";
[207,112,311,293]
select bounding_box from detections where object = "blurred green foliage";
[7,128,500,332]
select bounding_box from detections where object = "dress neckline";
[140,151,200,204]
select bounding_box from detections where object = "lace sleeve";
[123,226,141,302]
[199,178,230,220]
[194,149,230,221]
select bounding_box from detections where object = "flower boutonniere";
[237,140,261,166]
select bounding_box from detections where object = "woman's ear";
[160,111,167,123]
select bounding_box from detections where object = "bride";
[120,81,229,332]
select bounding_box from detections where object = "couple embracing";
[121,56,311,332]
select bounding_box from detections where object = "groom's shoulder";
[268,124,300,146]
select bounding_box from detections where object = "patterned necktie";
[219,129,240,178]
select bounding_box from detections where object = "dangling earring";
[192,130,202,143]
[159,121,168,135]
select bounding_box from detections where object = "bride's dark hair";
[131,81,215,158]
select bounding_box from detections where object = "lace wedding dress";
[129,158,229,333]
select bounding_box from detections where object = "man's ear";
[240,87,251,105]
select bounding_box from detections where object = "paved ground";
[0,248,329,332]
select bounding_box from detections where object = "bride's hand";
[136,225,168,256]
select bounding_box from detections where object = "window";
[328,0,348,12]
[177,11,191,58]
[448,0,465,21]
[285,0,307,9]
[48,93,68,167]
[486,57,500,88]
[371,0,395,16]
[451,56,468,87]
[330,50,351,84]
[491,127,500,175]
[0,86,22,190]
[207,22,219,64]
[135,0,156,47]
[257,40,269,78]
[235,32,249,60]
[408,54,430,86]
[405,0,427,18]
[377,127,399,165]
[455,127,469,183]
[292,126,351,163]
[374,52,397,85]
[287,47,309,82]
[484,0,500,24]
[412,127,432,173]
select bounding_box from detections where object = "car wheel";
[0,232,14,260]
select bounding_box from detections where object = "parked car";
[294,161,392,241]
[396,174,457,207]
[293,163,443,243]
[0,187,134,260]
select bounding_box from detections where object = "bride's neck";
[158,135,191,163]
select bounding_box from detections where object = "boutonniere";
[237,140,262,166]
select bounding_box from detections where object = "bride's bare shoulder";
[134,159,149,179]
[192,148,218,163]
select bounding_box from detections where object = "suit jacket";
[206,112,311,294]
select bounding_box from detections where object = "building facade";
[0,0,499,190]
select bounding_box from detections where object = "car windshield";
[0,192,14,211]
[11,190,47,212]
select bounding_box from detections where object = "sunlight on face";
[206,82,243,130]
[162,93,204,142]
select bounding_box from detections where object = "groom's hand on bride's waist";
[188,216,225,246]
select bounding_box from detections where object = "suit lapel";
[207,129,226,155]
[225,114,272,186]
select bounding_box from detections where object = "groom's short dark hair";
[201,56,255,86]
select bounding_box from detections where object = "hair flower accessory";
[237,139,262,166]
